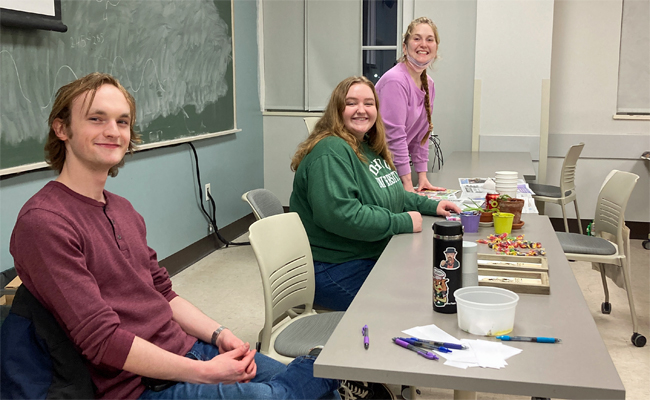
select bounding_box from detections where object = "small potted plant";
[496,194,525,225]
[458,210,481,233]
[463,198,497,223]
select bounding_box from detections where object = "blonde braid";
[420,70,432,146]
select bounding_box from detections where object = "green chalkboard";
[0,0,234,174]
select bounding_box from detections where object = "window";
[362,0,400,85]
[261,0,403,111]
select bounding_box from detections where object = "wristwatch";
[211,326,228,347]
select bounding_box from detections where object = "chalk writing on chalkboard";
[0,0,235,174]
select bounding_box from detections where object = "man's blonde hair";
[45,72,141,177]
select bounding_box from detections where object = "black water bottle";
[432,221,463,314]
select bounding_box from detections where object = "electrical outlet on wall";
[204,183,211,201]
[208,224,214,235]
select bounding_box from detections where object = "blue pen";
[496,335,561,343]
[397,338,452,353]
[392,338,438,360]
[406,337,467,350]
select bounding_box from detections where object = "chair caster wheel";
[632,333,646,347]
[601,302,611,314]
[643,240,650,250]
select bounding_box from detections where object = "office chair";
[529,143,585,233]
[248,212,344,364]
[241,189,284,220]
[303,117,319,135]
[556,170,645,347]
[1,285,94,398]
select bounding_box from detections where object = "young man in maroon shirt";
[10,73,339,400]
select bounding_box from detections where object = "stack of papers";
[457,178,539,214]
[403,324,522,369]
[421,188,460,201]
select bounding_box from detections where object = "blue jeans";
[139,341,340,399]
[313,259,376,311]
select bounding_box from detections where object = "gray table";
[428,151,537,188]
[314,214,625,399]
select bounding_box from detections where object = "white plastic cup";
[495,184,517,189]
[455,286,519,336]
[496,183,518,197]
[462,241,478,287]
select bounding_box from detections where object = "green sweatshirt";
[290,136,440,263]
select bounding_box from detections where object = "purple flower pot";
[460,212,480,233]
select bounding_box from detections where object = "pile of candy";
[476,233,546,256]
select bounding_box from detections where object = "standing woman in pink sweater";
[376,17,443,193]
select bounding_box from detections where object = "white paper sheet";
[402,324,523,370]
[402,324,463,345]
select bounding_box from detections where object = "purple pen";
[392,338,438,360]
[405,337,467,350]
[362,325,369,349]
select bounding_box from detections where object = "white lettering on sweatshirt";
[369,157,400,188]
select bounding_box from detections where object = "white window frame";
[614,0,650,121]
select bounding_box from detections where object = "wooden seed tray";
[477,253,548,272]
[478,267,550,295]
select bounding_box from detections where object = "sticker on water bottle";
[439,247,460,270]
[433,267,453,307]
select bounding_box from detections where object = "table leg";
[454,390,477,400]
[400,385,418,399]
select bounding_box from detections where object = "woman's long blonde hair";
[291,76,395,172]
[400,16,440,146]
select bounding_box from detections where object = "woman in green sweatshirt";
[289,76,460,311]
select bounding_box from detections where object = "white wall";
[474,0,555,158]
[263,114,312,205]
[547,0,650,222]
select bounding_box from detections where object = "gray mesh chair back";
[248,212,344,363]
[241,189,284,220]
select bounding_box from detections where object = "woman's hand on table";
[436,201,461,217]
[401,174,445,193]
[416,173,444,192]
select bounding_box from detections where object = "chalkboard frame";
[0,0,238,177]
[0,0,68,32]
